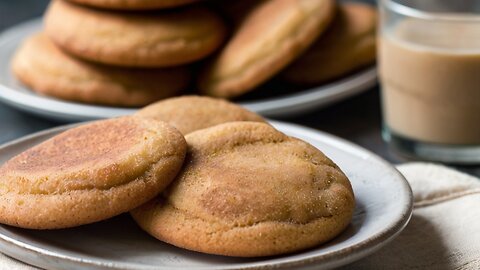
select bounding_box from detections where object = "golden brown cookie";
[136,96,266,134]
[0,116,186,229]
[198,0,336,98]
[281,3,377,85]
[45,0,227,67]
[65,0,200,10]
[11,33,190,107]
[131,122,355,257]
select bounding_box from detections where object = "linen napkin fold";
[1,163,479,270]
[344,162,480,270]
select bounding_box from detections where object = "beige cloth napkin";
[1,163,479,270]
[344,162,480,270]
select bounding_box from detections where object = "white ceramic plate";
[0,121,412,270]
[0,19,377,122]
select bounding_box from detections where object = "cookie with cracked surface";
[65,0,200,10]
[281,3,377,85]
[0,116,187,229]
[45,0,227,67]
[198,0,336,98]
[136,96,266,134]
[131,121,355,257]
[12,33,190,107]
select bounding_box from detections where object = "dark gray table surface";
[0,0,478,177]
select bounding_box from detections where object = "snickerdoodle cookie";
[12,33,190,107]
[136,96,266,134]
[131,122,355,257]
[0,116,186,229]
[198,0,336,98]
[65,0,199,10]
[281,3,377,85]
[45,0,226,67]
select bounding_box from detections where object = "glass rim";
[381,0,480,22]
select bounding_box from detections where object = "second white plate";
[0,121,412,270]
[0,19,377,122]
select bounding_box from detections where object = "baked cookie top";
[281,3,377,85]
[0,116,186,229]
[198,0,336,98]
[45,0,227,67]
[64,0,200,10]
[132,122,355,257]
[12,33,190,106]
[136,96,266,134]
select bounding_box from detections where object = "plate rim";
[0,18,377,121]
[0,120,413,270]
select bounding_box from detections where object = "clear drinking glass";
[379,0,480,164]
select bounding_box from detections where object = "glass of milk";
[379,0,480,163]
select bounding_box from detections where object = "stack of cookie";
[0,96,355,257]
[12,0,226,106]
[12,0,377,107]
[201,0,377,98]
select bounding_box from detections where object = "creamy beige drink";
[380,20,480,145]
